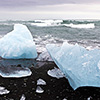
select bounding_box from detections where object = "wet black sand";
[0,61,100,100]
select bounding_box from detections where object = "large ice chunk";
[0,24,37,59]
[46,42,100,90]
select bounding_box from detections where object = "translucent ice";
[0,66,32,78]
[47,67,64,79]
[20,94,26,100]
[46,42,100,90]
[0,86,10,95]
[36,86,44,93]
[0,24,37,59]
[37,79,46,85]
[37,50,53,61]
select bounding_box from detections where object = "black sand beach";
[0,61,100,100]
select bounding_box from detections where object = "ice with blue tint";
[0,66,32,78]
[0,24,37,59]
[46,42,100,90]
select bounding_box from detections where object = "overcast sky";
[0,0,100,20]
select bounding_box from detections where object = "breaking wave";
[63,23,95,29]
[31,20,95,28]
[31,20,63,27]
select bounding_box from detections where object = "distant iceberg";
[46,42,100,90]
[0,24,37,59]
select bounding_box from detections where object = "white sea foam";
[31,20,63,27]
[34,19,63,23]
[34,35,66,53]
[31,22,59,27]
[63,23,95,29]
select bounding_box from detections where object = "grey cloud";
[0,0,100,8]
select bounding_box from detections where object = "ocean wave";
[34,19,63,23]
[34,35,66,53]
[0,23,14,26]
[31,23,59,27]
[63,23,95,29]
[31,20,63,27]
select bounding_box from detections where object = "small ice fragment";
[63,98,67,100]
[36,86,44,93]
[47,67,64,79]
[0,86,10,95]
[37,50,53,61]
[20,94,25,100]
[0,66,32,78]
[37,79,46,85]
[87,96,92,100]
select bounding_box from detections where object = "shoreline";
[0,61,100,100]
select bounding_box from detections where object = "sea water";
[0,19,100,53]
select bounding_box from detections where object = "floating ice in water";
[37,50,53,61]
[47,67,64,79]
[63,23,95,29]
[0,86,10,95]
[0,24,37,59]
[36,86,44,93]
[46,42,100,90]
[37,79,46,85]
[20,94,26,100]
[0,66,32,78]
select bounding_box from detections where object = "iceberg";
[0,24,37,59]
[46,42,100,90]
